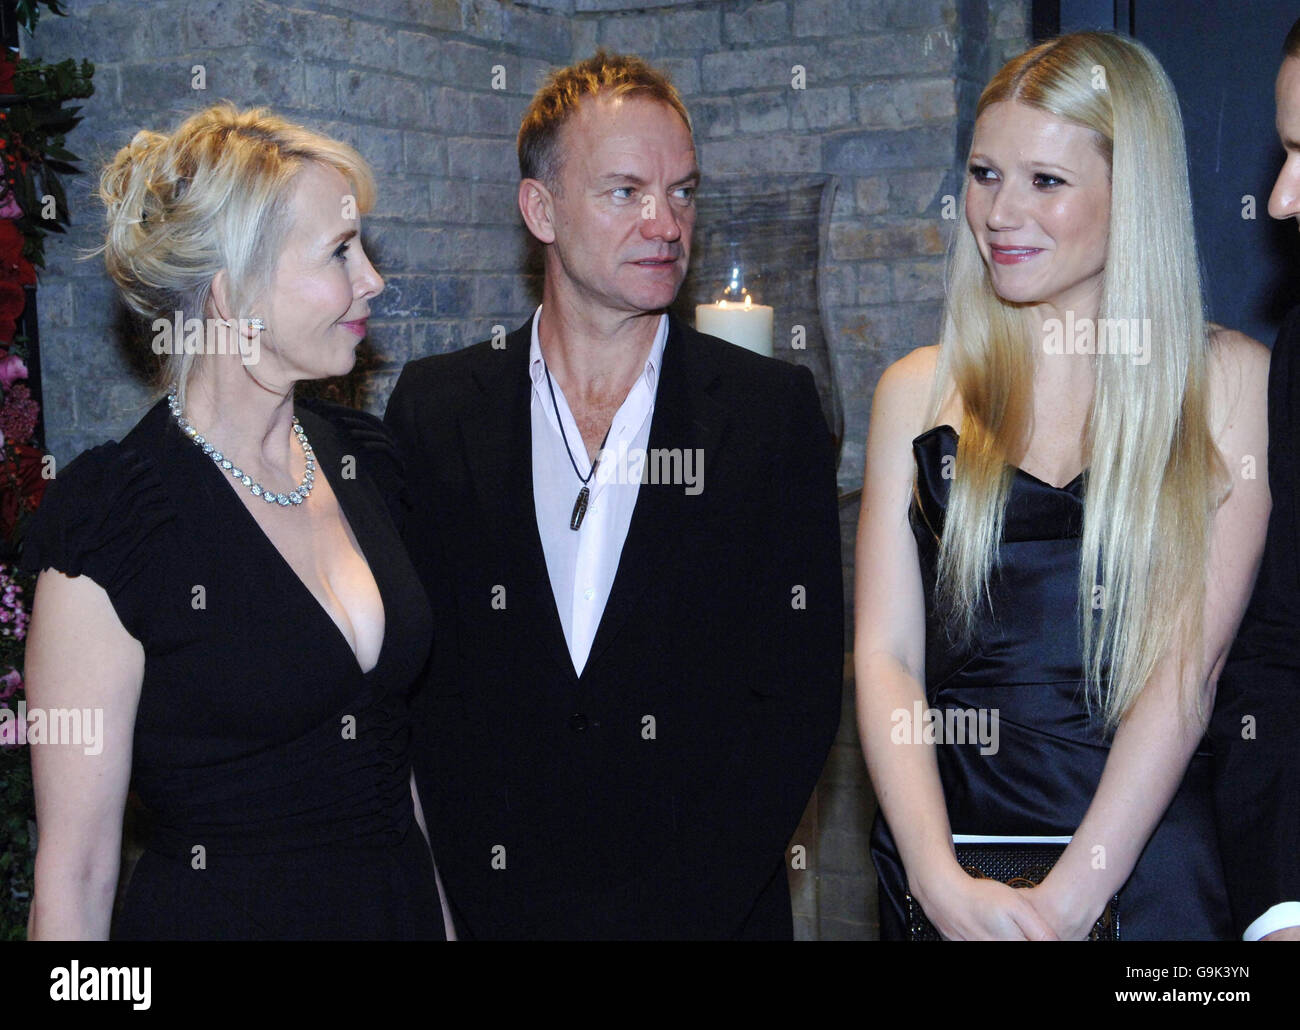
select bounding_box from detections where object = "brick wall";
[23,0,1031,939]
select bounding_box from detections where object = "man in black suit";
[384,51,842,939]
[1212,18,1300,942]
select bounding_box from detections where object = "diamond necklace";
[168,390,316,507]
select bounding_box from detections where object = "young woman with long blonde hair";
[856,32,1270,940]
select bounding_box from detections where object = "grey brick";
[373,273,436,319]
[735,91,789,134]
[505,4,572,59]
[302,65,338,112]
[856,176,890,214]
[794,0,889,37]
[433,87,519,136]
[339,71,428,126]
[461,0,507,39]
[571,18,600,57]
[699,135,819,175]
[600,14,660,53]
[857,262,894,303]
[831,220,948,261]
[827,30,955,77]
[518,58,559,98]
[687,97,735,139]
[71,276,120,329]
[855,77,955,128]
[359,222,413,273]
[315,121,406,174]
[373,177,431,221]
[790,86,853,131]
[472,274,517,317]
[38,281,76,329]
[702,45,812,93]
[404,132,447,175]
[889,169,948,214]
[472,182,522,225]
[658,6,721,52]
[185,0,285,51]
[893,259,947,301]
[430,180,476,222]
[723,2,791,45]
[888,0,957,29]
[278,8,398,72]
[655,56,699,95]
[823,126,953,174]
[447,138,518,182]
[434,276,475,316]
[819,264,857,307]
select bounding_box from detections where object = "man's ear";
[519,178,558,245]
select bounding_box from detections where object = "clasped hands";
[914,865,1105,941]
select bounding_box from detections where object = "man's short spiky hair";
[517,49,692,190]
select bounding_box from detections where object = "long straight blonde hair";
[931,32,1226,730]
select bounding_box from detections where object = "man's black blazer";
[1213,306,1300,937]
[384,313,844,939]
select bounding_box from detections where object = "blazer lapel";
[581,315,728,677]
[457,320,579,684]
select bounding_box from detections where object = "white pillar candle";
[694,298,775,357]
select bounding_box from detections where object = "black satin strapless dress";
[869,425,1231,940]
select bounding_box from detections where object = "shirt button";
[568,713,588,732]
[584,588,595,600]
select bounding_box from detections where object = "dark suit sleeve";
[1214,307,1300,937]
[628,362,844,938]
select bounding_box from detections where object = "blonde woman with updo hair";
[855,32,1270,939]
[19,103,446,939]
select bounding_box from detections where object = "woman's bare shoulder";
[872,345,942,435]
[1206,326,1269,458]
[1206,326,1269,418]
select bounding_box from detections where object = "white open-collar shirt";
[529,305,668,677]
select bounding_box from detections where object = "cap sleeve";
[18,441,174,640]
[297,397,411,533]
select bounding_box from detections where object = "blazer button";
[568,712,588,732]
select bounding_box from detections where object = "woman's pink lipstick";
[340,318,368,337]
[990,245,1043,265]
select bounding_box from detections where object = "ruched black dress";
[21,396,443,940]
[869,424,1231,940]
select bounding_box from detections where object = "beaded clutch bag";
[905,837,1120,940]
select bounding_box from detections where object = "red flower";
[0,221,33,344]
[0,442,48,543]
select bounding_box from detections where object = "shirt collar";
[528,305,668,393]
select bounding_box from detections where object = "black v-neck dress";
[21,396,443,940]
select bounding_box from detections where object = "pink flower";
[0,187,21,220]
[0,380,37,442]
[0,352,25,387]
[0,667,19,700]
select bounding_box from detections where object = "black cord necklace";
[544,363,611,530]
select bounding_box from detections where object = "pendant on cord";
[570,485,590,531]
